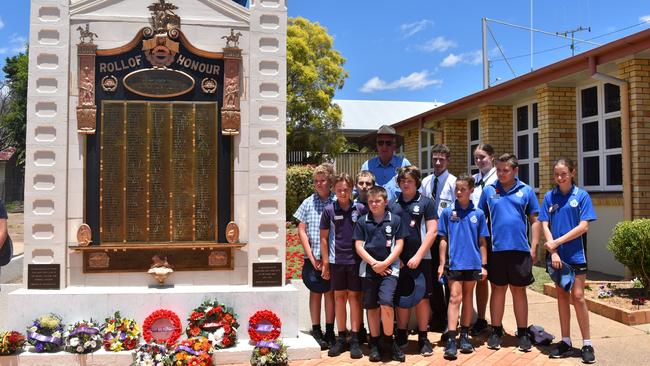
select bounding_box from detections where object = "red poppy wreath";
[248,310,281,343]
[142,309,182,348]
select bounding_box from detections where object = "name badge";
[334,215,343,220]
[386,240,392,247]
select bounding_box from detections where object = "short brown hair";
[396,165,421,189]
[456,173,475,188]
[496,153,518,168]
[356,170,376,185]
[332,173,354,189]
[431,144,451,158]
[367,186,388,201]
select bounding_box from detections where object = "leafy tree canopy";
[1,51,28,168]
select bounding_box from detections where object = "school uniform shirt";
[320,200,368,265]
[353,211,409,278]
[420,170,456,219]
[361,155,411,201]
[477,178,540,252]
[538,185,597,265]
[389,192,437,262]
[471,167,497,207]
[293,192,335,260]
[438,201,489,270]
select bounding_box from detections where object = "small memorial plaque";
[252,262,282,287]
[27,264,61,290]
[124,69,194,98]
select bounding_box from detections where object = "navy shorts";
[446,269,481,282]
[330,263,362,292]
[362,275,398,309]
[488,250,534,287]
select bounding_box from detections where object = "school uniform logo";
[441,201,448,208]
[516,190,524,198]
[385,226,392,234]
[570,199,579,208]
[470,215,478,224]
[413,205,420,213]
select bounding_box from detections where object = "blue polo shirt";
[389,192,437,262]
[361,155,411,201]
[538,185,597,265]
[477,178,540,252]
[438,201,489,270]
[353,211,408,278]
[320,200,367,265]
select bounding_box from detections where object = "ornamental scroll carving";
[221,36,242,136]
[76,24,98,134]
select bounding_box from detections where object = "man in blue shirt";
[360,125,411,201]
[477,153,541,352]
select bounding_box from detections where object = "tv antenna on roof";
[556,26,591,56]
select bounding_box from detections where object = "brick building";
[392,28,650,277]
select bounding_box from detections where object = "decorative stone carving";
[142,0,180,69]
[208,251,228,267]
[88,253,110,269]
[76,224,92,246]
[201,78,217,94]
[101,75,118,92]
[76,24,98,44]
[221,37,242,136]
[225,221,239,243]
[148,255,174,284]
[77,24,98,135]
[221,29,242,48]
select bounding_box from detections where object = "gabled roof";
[334,99,444,131]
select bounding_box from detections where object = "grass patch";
[529,264,551,294]
[5,201,23,213]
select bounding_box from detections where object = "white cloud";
[440,50,483,67]
[8,34,27,53]
[640,15,650,23]
[0,18,4,31]
[417,36,457,52]
[360,70,442,93]
[400,20,433,38]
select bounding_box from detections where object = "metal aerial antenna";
[556,26,591,56]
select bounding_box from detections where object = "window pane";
[534,162,539,189]
[420,131,428,146]
[469,144,478,165]
[532,103,538,129]
[518,163,530,185]
[581,86,598,118]
[582,122,599,152]
[517,135,529,159]
[606,154,622,186]
[583,156,600,186]
[470,119,479,141]
[605,117,621,149]
[517,106,528,131]
[533,132,539,158]
[604,83,621,113]
[421,150,428,170]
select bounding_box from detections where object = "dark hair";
[456,173,475,188]
[496,153,518,168]
[553,157,576,184]
[396,165,422,189]
[356,170,376,185]
[367,186,388,201]
[332,173,354,188]
[474,143,495,157]
[431,144,451,158]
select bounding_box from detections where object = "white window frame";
[577,82,622,192]
[418,129,435,176]
[513,100,540,190]
[467,117,480,175]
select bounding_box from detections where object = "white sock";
[562,337,572,346]
[583,339,592,347]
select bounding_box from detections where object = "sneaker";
[487,327,503,350]
[368,342,381,362]
[358,327,368,345]
[549,341,572,359]
[324,331,336,348]
[419,338,433,357]
[469,318,488,336]
[349,334,363,359]
[517,332,532,352]
[311,329,329,350]
[391,341,406,362]
[581,345,596,364]
[459,332,474,354]
[443,338,457,360]
[327,336,346,357]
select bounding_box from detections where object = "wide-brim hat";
[546,259,575,293]
[396,268,426,308]
[361,124,404,148]
[301,261,330,293]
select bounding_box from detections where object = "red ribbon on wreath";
[142,309,182,348]
[248,310,281,343]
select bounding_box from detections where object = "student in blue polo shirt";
[477,153,540,352]
[539,157,597,364]
[320,173,367,359]
[437,173,489,359]
[389,166,437,356]
[354,186,408,363]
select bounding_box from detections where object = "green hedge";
[286,165,315,221]
[608,219,650,288]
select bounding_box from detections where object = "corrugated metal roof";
[0,147,16,161]
[334,99,444,131]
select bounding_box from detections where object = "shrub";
[608,219,650,288]
[286,165,315,221]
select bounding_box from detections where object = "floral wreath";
[64,320,102,354]
[101,311,140,352]
[134,341,172,366]
[142,309,182,348]
[186,299,239,349]
[27,314,64,352]
[248,310,281,343]
[172,337,213,366]
[0,331,26,355]
[250,340,288,366]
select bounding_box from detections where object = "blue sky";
[3,1,650,104]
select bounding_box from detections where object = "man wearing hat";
[360,125,411,201]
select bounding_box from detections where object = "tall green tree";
[287,17,349,155]
[1,51,28,169]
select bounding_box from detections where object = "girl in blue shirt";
[539,157,597,364]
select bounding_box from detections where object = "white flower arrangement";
[64,320,102,354]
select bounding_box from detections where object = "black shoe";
[324,331,336,348]
[327,336,346,357]
[358,327,368,344]
[549,341,572,359]
[396,330,408,350]
[443,338,457,360]
[469,318,488,336]
[391,341,406,362]
[349,333,363,359]
[459,332,474,354]
[487,327,503,350]
[369,343,381,362]
[517,331,532,352]
[581,345,596,364]
[419,338,433,357]
[311,329,329,350]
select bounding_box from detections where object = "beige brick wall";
[536,85,578,194]
[401,127,419,167]
[440,119,467,176]
[619,59,650,219]
[479,105,514,157]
